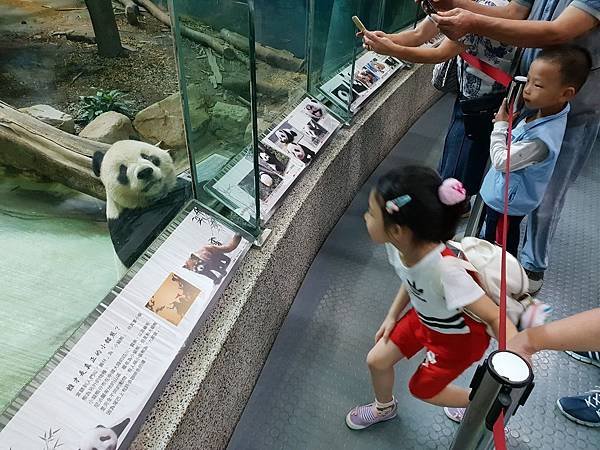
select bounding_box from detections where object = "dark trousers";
[438,98,494,196]
[483,205,525,258]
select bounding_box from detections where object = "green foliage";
[78,89,134,123]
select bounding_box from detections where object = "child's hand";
[363,30,394,55]
[375,316,397,343]
[494,98,509,123]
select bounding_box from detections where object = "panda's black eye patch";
[117,164,129,185]
[141,153,161,167]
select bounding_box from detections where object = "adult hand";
[416,0,461,12]
[432,8,477,41]
[375,316,397,343]
[507,329,535,364]
[363,30,395,56]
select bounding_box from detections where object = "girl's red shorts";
[390,308,490,399]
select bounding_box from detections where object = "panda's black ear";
[92,151,105,177]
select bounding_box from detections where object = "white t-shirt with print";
[386,243,485,334]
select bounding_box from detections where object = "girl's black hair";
[375,166,466,242]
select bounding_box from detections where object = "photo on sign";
[145,272,202,326]
[354,67,379,88]
[182,211,245,285]
[265,123,316,165]
[365,57,391,76]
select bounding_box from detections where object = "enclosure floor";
[228,95,600,450]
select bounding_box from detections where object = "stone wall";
[130,64,441,450]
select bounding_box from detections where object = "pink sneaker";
[345,400,398,430]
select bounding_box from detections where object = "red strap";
[492,96,515,450]
[460,52,513,88]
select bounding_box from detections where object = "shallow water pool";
[0,169,118,411]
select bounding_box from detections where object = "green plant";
[78,89,135,123]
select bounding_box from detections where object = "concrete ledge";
[131,64,441,450]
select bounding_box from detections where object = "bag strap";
[459,52,513,88]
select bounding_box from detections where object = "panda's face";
[79,426,118,450]
[95,140,177,212]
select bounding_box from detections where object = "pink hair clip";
[438,178,466,205]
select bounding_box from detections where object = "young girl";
[346,166,517,429]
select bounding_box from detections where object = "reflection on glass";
[170,0,261,237]
[382,0,424,33]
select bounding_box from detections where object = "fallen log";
[133,0,238,61]
[0,101,108,200]
[219,28,304,72]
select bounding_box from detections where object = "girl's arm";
[376,284,410,343]
[388,284,411,320]
[466,294,518,342]
[363,31,465,64]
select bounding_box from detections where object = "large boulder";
[209,102,250,141]
[133,93,186,149]
[79,111,135,144]
[19,104,75,133]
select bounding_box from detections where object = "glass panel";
[382,0,425,33]
[306,0,363,121]
[0,1,191,411]
[170,0,261,237]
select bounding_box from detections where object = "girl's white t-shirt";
[385,243,485,334]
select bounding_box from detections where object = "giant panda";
[92,140,192,269]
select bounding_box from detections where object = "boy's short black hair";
[536,45,592,92]
[375,166,466,242]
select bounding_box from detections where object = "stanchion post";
[450,350,534,450]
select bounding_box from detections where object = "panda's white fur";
[78,417,130,450]
[93,140,177,220]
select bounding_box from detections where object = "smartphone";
[352,15,367,33]
[507,75,527,112]
[421,0,437,16]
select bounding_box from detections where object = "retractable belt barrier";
[451,54,535,450]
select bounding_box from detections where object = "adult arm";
[508,308,600,361]
[388,17,440,46]
[490,121,549,172]
[434,5,599,45]
[363,31,465,63]
[434,0,530,19]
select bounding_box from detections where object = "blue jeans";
[439,98,492,196]
[520,112,600,273]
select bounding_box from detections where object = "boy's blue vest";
[480,104,570,216]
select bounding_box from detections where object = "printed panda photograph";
[302,99,325,121]
[384,56,400,68]
[303,119,328,145]
[182,234,242,285]
[354,68,379,88]
[238,166,284,201]
[267,123,303,152]
[92,140,193,270]
[145,272,202,326]
[366,57,389,76]
[259,145,290,177]
[331,83,356,104]
[78,417,130,450]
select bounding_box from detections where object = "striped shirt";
[388,244,486,335]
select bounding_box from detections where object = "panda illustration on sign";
[78,417,130,450]
[93,140,192,269]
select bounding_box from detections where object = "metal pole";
[450,350,534,450]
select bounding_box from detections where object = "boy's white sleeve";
[490,121,549,172]
[440,258,486,310]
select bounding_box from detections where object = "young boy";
[479,45,592,258]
